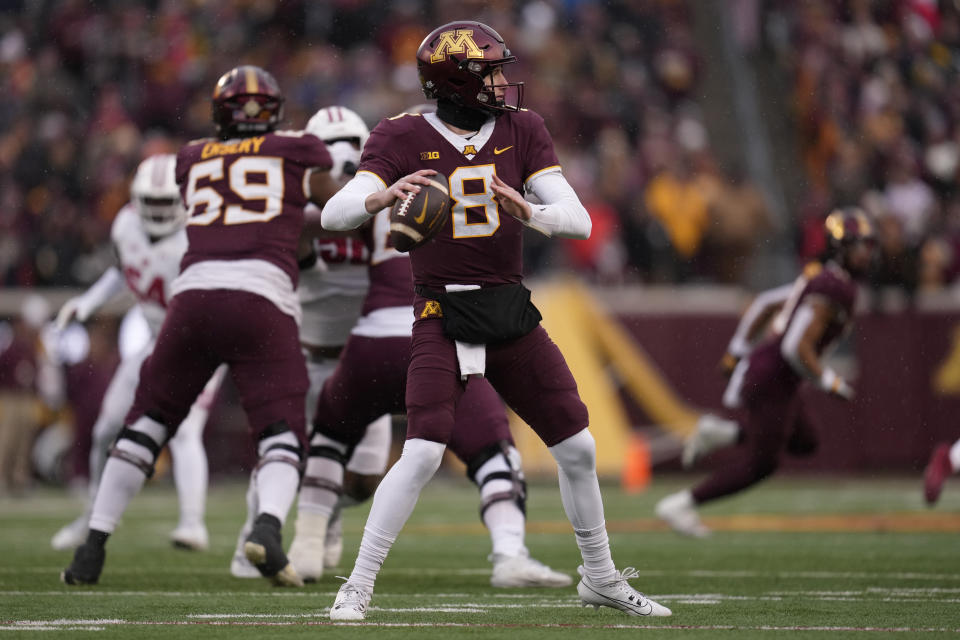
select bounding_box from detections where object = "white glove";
[819,368,854,401]
[55,297,90,331]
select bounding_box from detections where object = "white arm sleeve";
[76,266,125,319]
[779,301,817,379]
[320,172,383,231]
[727,284,794,358]
[523,170,592,239]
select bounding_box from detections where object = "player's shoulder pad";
[373,112,426,137]
[110,203,139,243]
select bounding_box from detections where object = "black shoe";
[243,514,303,587]
[61,542,105,585]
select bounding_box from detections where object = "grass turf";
[2,474,959,638]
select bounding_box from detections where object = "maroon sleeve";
[805,270,856,315]
[356,117,416,187]
[519,110,560,182]
[281,131,333,171]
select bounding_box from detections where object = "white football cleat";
[491,552,572,588]
[330,581,371,621]
[170,523,209,551]
[51,515,89,551]
[577,566,672,616]
[230,548,262,578]
[287,511,329,582]
[682,413,739,469]
[655,490,710,538]
[324,510,343,569]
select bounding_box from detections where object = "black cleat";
[243,514,303,587]
[61,542,105,585]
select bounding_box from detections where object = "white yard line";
[2,619,959,633]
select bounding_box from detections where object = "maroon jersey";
[748,261,858,389]
[360,209,415,315]
[176,131,332,286]
[357,110,560,288]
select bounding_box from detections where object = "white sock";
[474,447,526,558]
[88,416,165,533]
[168,404,209,528]
[347,438,445,592]
[549,429,618,583]
[298,433,347,517]
[950,439,960,472]
[255,431,302,525]
[483,501,526,558]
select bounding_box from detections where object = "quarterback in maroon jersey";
[284,107,570,587]
[656,208,875,537]
[62,65,340,588]
[322,21,671,620]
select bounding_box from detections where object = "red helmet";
[211,65,284,139]
[416,21,523,114]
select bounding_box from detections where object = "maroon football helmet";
[825,206,876,276]
[416,21,523,114]
[824,207,875,249]
[211,65,284,139]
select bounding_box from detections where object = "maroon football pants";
[126,289,308,445]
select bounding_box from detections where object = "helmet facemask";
[137,195,185,238]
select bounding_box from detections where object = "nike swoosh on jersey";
[493,146,513,155]
[414,193,428,223]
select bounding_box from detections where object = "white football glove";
[819,368,854,401]
[55,297,90,331]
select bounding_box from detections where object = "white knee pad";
[111,416,168,477]
[258,430,302,469]
[346,414,392,476]
[398,438,446,482]
[548,429,597,475]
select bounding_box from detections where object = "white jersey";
[111,203,187,336]
[298,214,370,347]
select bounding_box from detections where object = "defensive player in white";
[50,154,227,552]
[229,106,393,578]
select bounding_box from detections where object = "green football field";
[2,473,959,638]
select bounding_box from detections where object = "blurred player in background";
[50,154,226,553]
[924,439,960,504]
[228,104,383,578]
[657,207,876,537]
[61,65,340,587]
[282,104,570,588]
[321,22,670,620]
[0,295,59,495]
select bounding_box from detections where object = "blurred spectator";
[643,153,710,281]
[0,295,48,494]
[702,164,773,284]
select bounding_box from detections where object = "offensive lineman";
[321,22,671,620]
[50,154,226,553]
[61,65,339,587]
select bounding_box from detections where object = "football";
[389,172,450,252]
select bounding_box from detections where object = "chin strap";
[436,98,493,131]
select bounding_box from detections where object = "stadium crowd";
[763,0,960,293]
[0,0,754,288]
[5,1,960,290]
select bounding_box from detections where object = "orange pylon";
[621,432,651,493]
